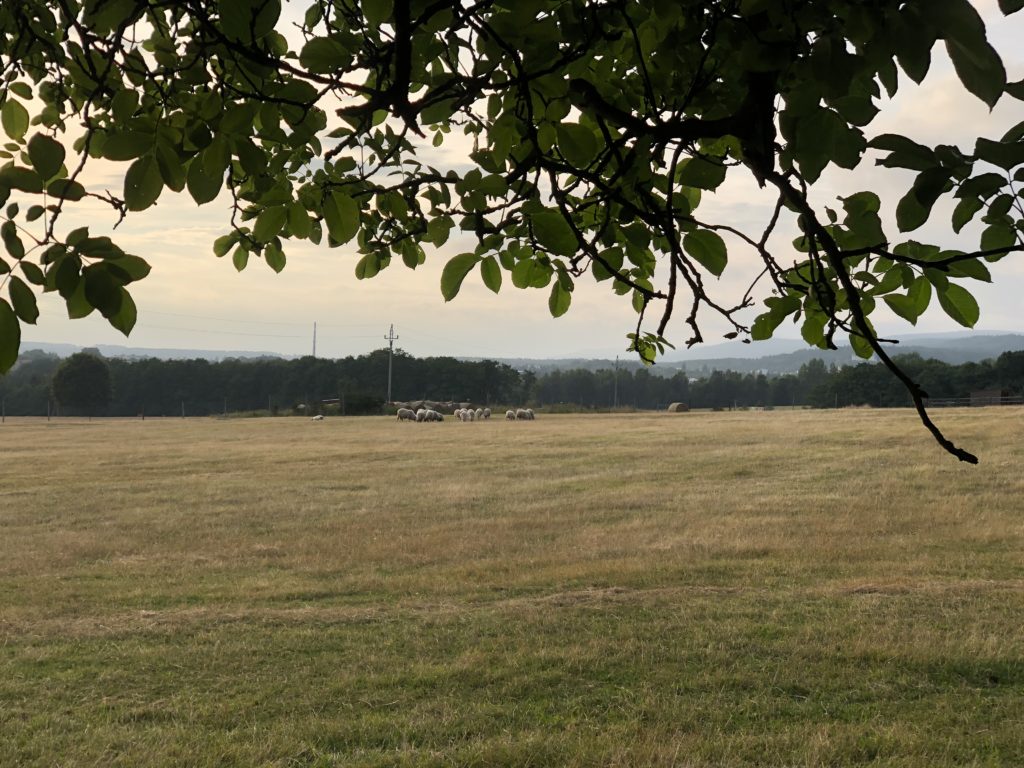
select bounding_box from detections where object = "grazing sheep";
[397,407,416,421]
[505,409,515,420]
[483,408,491,419]
[310,414,325,421]
[475,408,484,420]
[415,408,427,422]
[425,409,443,422]
[515,408,528,420]
[525,408,535,420]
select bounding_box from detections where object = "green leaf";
[400,240,423,269]
[299,37,350,73]
[682,230,727,276]
[123,155,163,211]
[974,137,1024,170]
[511,257,552,289]
[947,257,991,282]
[883,276,931,324]
[354,253,383,279]
[980,222,1016,254]
[946,38,1006,109]
[894,6,935,83]
[232,246,249,271]
[47,178,86,201]
[19,261,44,285]
[548,280,572,317]
[253,205,287,242]
[0,166,43,193]
[65,279,93,319]
[952,197,984,233]
[795,109,864,181]
[936,283,980,327]
[751,295,801,340]
[531,211,577,256]
[0,298,20,373]
[676,156,727,190]
[441,252,479,301]
[556,122,599,167]
[480,256,502,293]
[213,233,237,257]
[8,275,38,323]
[264,242,286,273]
[1,220,24,259]
[1,100,29,141]
[27,134,65,180]
[101,130,153,161]
[895,167,952,232]
[362,0,394,27]
[426,216,452,247]
[849,332,874,359]
[869,134,937,171]
[288,201,312,239]
[83,265,123,317]
[105,256,151,284]
[155,143,186,192]
[186,156,224,204]
[107,288,137,335]
[322,190,360,245]
[800,310,827,347]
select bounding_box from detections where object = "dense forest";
[2,348,1023,417]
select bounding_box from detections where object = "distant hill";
[486,333,1024,377]
[20,341,290,361]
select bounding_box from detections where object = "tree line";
[2,349,1023,417]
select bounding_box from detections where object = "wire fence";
[925,395,1024,408]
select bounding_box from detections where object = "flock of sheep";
[395,406,536,422]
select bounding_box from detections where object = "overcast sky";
[20,2,1024,361]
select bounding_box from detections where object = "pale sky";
[19,2,1024,361]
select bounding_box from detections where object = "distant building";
[970,388,1010,406]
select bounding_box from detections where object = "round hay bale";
[667,402,689,413]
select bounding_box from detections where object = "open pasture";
[1,408,1023,766]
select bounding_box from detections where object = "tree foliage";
[51,350,112,414]
[1,0,1023,460]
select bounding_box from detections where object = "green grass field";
[1,409,1023,766]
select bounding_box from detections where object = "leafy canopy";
[1,0,1022,461]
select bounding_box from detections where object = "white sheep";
[483,408,491,419]
[515,408,528,420]
[415,408,427,422]
[310,414,325,421]
[397,407,416,421]
[526,408,535,420]
[505,409,515,420]
[474,408,484,420]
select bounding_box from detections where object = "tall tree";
[51,351,112,415]
[1,0,1022,460]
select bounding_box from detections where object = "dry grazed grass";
[1,408,1023,766]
